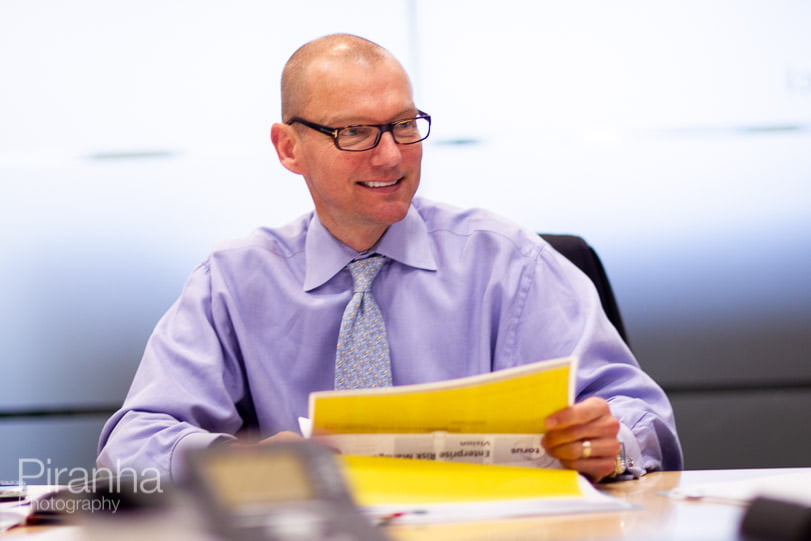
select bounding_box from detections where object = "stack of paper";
[339,455,632,524]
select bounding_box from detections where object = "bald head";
[280,34,409,121]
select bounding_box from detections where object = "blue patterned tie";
[334,255,392,389]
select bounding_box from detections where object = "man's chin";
[372,201,412,226]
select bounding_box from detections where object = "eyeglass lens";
[337,117,430,151]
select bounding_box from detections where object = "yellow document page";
[341,455,582,505]
[309,356,575,435]
[338,455,632,524]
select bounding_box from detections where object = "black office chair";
[540,234,630,347]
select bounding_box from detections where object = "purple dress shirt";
[97,197,682,479]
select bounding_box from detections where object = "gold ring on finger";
[582,439,592,459]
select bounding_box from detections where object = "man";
[97,34,682,483]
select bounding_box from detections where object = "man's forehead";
[300,59,414,123]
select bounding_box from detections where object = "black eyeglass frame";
[285,110,431,152]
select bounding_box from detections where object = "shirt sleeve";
[508,240,683,474]
[96,261,248,481]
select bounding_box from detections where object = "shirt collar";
[303,204,438,291]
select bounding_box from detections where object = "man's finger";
[542,414,620,449]
[543,436,620,461]
[560,457,618,483]
[545,397,610,430]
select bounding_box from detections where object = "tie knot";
[348,255,386,293]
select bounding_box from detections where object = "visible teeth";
[362,179,399,188]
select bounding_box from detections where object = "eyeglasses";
[286,111,431,152]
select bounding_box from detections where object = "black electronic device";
[740,496,811,541]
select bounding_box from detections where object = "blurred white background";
[1,0,809,478]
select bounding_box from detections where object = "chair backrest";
[539,234,630,346]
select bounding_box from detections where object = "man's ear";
[271,123,305,175]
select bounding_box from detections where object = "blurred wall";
[1,0,809,482]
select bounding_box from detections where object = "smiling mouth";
[359,177,403,188]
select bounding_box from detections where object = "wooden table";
[388,468,809,541]
[3,468,808,540]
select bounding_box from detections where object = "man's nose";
[370,132,402,167]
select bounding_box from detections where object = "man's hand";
[541,397,621,482]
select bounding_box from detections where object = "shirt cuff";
[615,422,645,479]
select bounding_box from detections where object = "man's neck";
[323,220,388,253]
